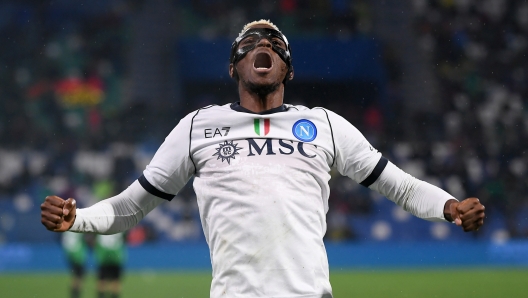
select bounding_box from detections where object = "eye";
[271,38,285,48]
[240,36,257,47]
[241,38,254,45]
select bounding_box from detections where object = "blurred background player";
[61,231,89,298]
[94,232,127,298]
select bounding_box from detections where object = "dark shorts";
[69,262,85,278]
[98,264,123,281]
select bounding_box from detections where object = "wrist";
[443,199,458,222]
[69,211,82,232]
[67,215,76,231]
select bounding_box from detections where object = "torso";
[190,103,334,297]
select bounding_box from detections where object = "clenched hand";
[41,196,77,232]
[445,198,485,232]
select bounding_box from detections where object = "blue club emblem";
[292,119,317,142]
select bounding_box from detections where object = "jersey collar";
[230,102,288,115]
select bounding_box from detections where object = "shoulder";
[285,104,345,121]
[285,104,336,114]
[300,106,363,138]
[177,104,231,124]
[187,104,226,118]
[284,103,314,112]
[163,105,226,139]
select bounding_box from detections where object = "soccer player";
[94,233,126,298]
[41,20,485,298]
[61,231,88,298]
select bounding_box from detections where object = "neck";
[238,82,284,113]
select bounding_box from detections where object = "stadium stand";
[0,0,526,247]
[410,0,528,239]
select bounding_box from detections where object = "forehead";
[240,23,282,39]
[247,24,275,30]
[239,27,285,43]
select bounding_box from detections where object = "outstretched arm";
[369,161,485,231]
[41,111,197,234]
[41,180,165,234]
[325,108,485,232]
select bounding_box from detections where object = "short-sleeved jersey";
[140,102,384,298]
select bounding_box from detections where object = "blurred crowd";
[179,0,372,39]
[410,0,528,238]
[0,0,526,244]
[0,1,133,150]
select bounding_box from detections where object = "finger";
[41,218,56,230]
[41,217,63,230]
[477,218,484,228]
[63,198,76,216]
[53,223,65,232]
[461,213,485,232]
[63,198,76,222]
[463,220,482,232]
[459,204,485,222]
[456,198,480,214]
[461,218,485,232]
[462,221,474,232]
[44,195,66,207]
[454,218,462,226]
[41,213,63,223]
[40,203,64,216]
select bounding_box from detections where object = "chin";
[243,78,281,97]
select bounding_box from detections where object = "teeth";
[256,67,268,70]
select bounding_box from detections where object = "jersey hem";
[213,294,332,298]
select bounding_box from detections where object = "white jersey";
[141,102,386,298]
[72,102,454,297]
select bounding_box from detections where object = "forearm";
[70,180,165,234]
[370,161,456,222]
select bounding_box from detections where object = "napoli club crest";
[292,119,317,142]
[213,140,243,164]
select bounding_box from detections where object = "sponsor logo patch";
[292,119,317,142]
[212,140,243,164]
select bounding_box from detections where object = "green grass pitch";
[1,269,527,297]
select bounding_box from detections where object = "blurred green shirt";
[94,233,126,265]
[62,231,88,265]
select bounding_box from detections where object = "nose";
[256,38,272,48]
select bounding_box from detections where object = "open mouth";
[253,52,272,70]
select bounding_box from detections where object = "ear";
[288,66,294,81]
[229,63,235,78]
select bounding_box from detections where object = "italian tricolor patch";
[254,118,270,136]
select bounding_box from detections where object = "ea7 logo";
[246,138,316,158]
[204,127,230,138]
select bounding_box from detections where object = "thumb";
[449,202,462,226]
[63,198,76,221]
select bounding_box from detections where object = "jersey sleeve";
[140,112,196,199]
[370,161,455,221]
[325,109,454,222]
[326,109,384,185]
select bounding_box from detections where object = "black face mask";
[230,27,293,84]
